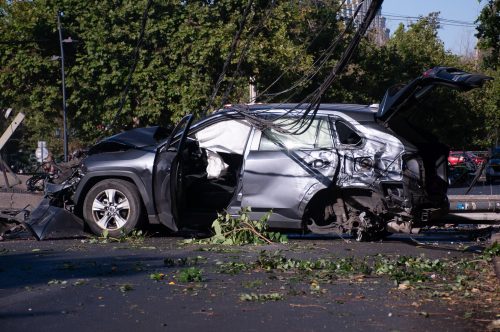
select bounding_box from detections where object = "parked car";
[448,151,464,166]
[485,148,500,184]
[26,67,491,241]
[448,151,486,167]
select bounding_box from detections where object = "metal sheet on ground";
[23,198,85,240]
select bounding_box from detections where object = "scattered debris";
[239,292,284,302]
[119,284,134,292]
[82,229,146,245]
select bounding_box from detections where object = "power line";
[107,0,153,134]
[203,0,254,117]
[258,0,350,102]
[231,0,385,136]
[382,11,475,25]
[381,12,476,27]
[217,0,277,109]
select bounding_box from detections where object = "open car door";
[153,114,194,232]
[377,67,492,125]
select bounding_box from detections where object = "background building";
[340,0,390,45]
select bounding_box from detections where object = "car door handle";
[309,159,330,168]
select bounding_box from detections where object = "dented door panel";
[238,119,338,224]
[241,149,338,220]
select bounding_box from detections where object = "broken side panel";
[236,118,338,228]
[331,115,406,189]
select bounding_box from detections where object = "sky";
[381,0,487,55]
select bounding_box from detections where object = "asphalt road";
[0,228,498,332]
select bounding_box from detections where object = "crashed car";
[26,67,491,240]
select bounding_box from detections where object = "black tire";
[83,179,143,237]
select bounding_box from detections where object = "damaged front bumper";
[24,168,86,240]
[24,198,86,240]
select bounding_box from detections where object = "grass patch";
[176,267,203,283]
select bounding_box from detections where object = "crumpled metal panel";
[333,114,406,188]
[24,198,85,240]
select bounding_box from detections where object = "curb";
[0,191,43,210]
[492,232,500,244]
[491,232,500,281]
[494,257,500,281]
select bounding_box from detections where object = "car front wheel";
[83,179,143,237]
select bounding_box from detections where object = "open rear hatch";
[376,67,492,217]
[377,67,492,125]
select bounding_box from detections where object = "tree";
[0,0,344,156]
[1,1,496,157]
[475,0,499,70]
[327,13,491,149]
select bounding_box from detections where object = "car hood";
[88,126,171,154]
[377,67,492,124]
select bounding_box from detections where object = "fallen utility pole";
[444,194,500,224]
[449,195,500,213]
[0,112,25,188]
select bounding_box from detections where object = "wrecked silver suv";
[26,67,491,240]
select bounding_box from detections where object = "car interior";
[175,119,252,219]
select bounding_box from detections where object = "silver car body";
[25,67,492,240]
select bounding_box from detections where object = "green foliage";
[373,255,445,284]
[344,12,497,149]
[255,250,371,277]
[176,267,203,283]
[196,207,288,245]
[119,283,133,292]
[219,250,480,290]
[149,272,165,281]
[0,0,343,155]
[242,279,263,289]
[216,261,250,275]
[85,228,146,244]
[0,1,496,152]
[386,13,456,74]
[47,279,68,286]
[482,241,500,260]
[475,0,500,69]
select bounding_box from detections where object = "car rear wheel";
[83,179,142,237]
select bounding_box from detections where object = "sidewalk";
[0,174,43,210]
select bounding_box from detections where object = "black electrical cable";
[283,0,384,135]
[257,0,349,101]
[252,1,365,135]
[228,0,384,136]
[217,0,277,109]
[203,0,254,117]
[106,0,153,134]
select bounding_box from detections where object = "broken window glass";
[335,120,362,146]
